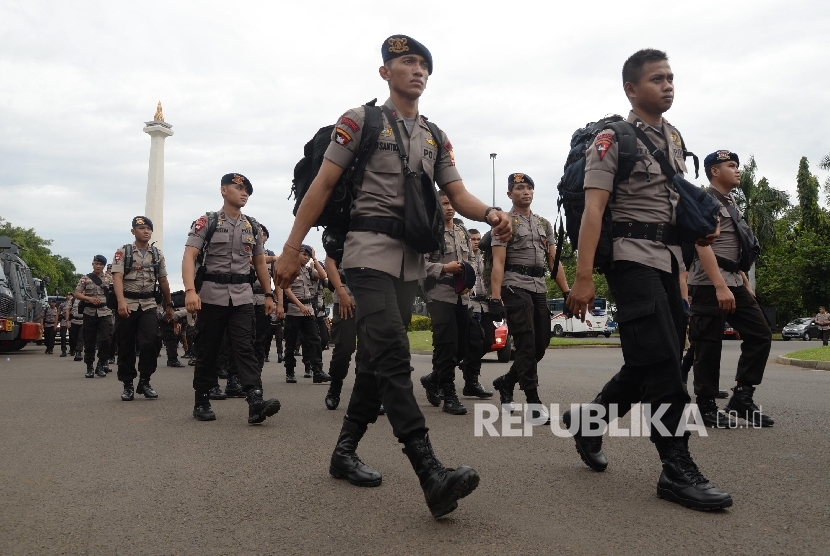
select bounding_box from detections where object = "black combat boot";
[121,381,134,401]
[60,349,67,357]
[285,370,297,384]
[264,354,270,362]
[277,351,284,363]
[192,392,216,421]
[696,397,737,429]
[136,378,158,399]
[217,366,228,379]
[108,356,115,365]
[246,388,281,425]
[726,385,774,427]
[209,385,227,400]
[420,372,442,407]
[492,374,515,411]
[187,358,196,366]
[225,375,245,398]
[95,361,107,377]
[402,434,480,519]
[562,395,609,472]
[325,379,343,410]
[329,419,383,487]
[303,367,312,379]
[716,389,729,399]
[441,383,467,415]
[312,366,332,384]
[85,364,95,378]
[167,359,185,368]
[654,433,733,510]
[74,351,83,361]
[462,375,494,399]
[524,388,550,425]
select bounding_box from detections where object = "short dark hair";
[705,166,713,181]
[438,190,448,198]
[468,229,480,235]
[622,49,669,86]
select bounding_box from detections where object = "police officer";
[67,293,84,360]
[182,173,280,425]
[419,191,475,415]
[158,304,185,367]
[324,257,357,410]
[112,216,175,401]
[274,35,512,519]
[252,224,277,369]
[314,273,331,350]
[460,228,493,398]
[490,173,569,424]
[566,49,732,510]
[58,293,72,356]
[41,298,58,354]
[688,150,774,428]
[816,306,830,346]
[75,255,114,378]
[282,245,329,383]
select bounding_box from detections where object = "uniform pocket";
[354,294,385,324]
[615,299,669,365]
[362,153,401,197]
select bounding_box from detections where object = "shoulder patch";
[194,216,208,232]
[595,133,613,161]
[340,117,360,132]
[114,251,123,263]
[335,128,353,147]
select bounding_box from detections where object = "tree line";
[0,217,81,295]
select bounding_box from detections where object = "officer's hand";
[118,300,130,318]
[300,304,312,316]
[488,210,512,243]
[91,297,101,306]
[696,221,721,247]
[264,296,275,316]
[165,305,174,322]
[276,305,285,320]
[443,261,463,275]
[185,290,201,313]
[567,277,595,322]
[488,298,505,319]
[340,293,356,319]
[275,247,303,288]
[174,322,181,335]
[716,285,736,314]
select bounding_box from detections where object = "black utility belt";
[505,264,546,278]
[436,276,455,287]
[202,273,251,285]
[470,295,488,301]
[612,221,680,246]
[123,291,156,300]
[252,287,265,295]
[715,255,740,274]
[350,216,405,239]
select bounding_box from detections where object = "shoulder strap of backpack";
[123,244,133,276]
[344,101,384,187]
[198,212,219,262]
[87,273,103,287]
[632,125,678,181]
[674,129,700,178]
[606,121,640,196]
[151,246,161,280]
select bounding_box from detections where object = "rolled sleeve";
[323,107,365,170]
[157,252,168,278]
[185,214,209,250]
[111,248,126,275]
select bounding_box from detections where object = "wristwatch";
[484,206,502,222]
[264,292,275,299]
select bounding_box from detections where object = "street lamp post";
[490,153,497,206]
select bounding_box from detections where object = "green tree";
[0,216,79,295]
[796,157,823,230]
[819,152,830,200]
[547,241,611,302]
[731,156,789,251]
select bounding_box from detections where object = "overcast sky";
[2,0,828,291]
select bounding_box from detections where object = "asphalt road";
[1,339,828,555]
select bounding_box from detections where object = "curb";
[411,344,621,356]
[776,356,830,371]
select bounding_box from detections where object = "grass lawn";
[783,346,830,361]
[407,331,618,351]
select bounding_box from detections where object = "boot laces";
[675,445,707,486]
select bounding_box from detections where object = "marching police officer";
[324,257,357,410]
[58,293,72,356]
[274,35,512,518]
[67,293,85,360]
[688,150,774,428]
[252,224,277,369]
[282,245,329,383]
[490,173,569,424]
[111,216,175,401]
[182,173,280,425]
[419,191,475,415]
[75,255,114,378]
[566,49,732,510]
[41,298,58,354]
[459,228,493,398]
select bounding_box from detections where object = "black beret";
[132,216,153,230]
[454,261,477,295]
[221,173,253,195]
[93,254,107,265]
[382,35,433,75]
[508,173,535,191]
[300,244,313,256]
[704,150,740,168]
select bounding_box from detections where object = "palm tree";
[820,152,830,197]
[731,155,790,251]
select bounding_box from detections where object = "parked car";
[781,318,819,341]
[723,321,741,340]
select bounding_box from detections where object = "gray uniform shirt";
[425,223,471,305]
[687,191,742,287]
[285,266,318,317]
[185,210,264,306]
[324,97,463,281]
[111,243,168,311]
[584,111,688,273]
[43,306,58,325]
[492,208,553,294]
[75,273,113,317]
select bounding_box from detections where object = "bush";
[409,315,432,331]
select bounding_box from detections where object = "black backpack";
[290,100,384,261]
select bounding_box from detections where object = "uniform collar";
[511,206,534,219]
[627,110,667,133]
[383,97,429,131]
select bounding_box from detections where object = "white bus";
[548,298,612,338]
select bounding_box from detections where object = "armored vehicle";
[0,236,44,351]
